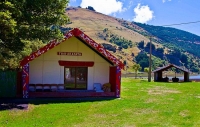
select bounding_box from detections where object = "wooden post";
[148,37,152,82]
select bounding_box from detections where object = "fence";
[0,71,17,97]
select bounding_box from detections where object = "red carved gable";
[20,28,124,69]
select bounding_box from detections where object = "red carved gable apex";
[20,28,124,69]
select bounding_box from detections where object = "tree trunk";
[135,71,137,79]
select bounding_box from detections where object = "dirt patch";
[179,110,190,117]
[93,114,107,118]
[148,86,181,95]
[145,98,158,103]
[195,96,200,98]
[134,108,159,115]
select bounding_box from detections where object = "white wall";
[29,37,111,90]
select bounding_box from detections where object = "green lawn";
[1,78,200,127]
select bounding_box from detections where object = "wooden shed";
[20,28,124,98]
[152,64,190,82]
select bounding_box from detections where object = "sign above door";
[57,52,82,56]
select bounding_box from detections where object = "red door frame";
[109,66,121,98]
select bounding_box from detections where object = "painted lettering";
[57,52,82,56]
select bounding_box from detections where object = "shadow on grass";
[0,97,116,111]
[0,99,29,111]
[29,97,116,105]
[156,81,193,83]
[140,79,148,82]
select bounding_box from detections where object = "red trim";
[20,28,124,69]
[59,61,94,67]
[109,66,121,98]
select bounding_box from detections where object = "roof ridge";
[20,28,124,69]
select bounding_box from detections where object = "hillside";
[64,7,200,73]
[133,22,200,57]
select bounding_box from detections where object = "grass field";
[0,78,200,127]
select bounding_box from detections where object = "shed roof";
[20,28,124,69]
[152,64,190,73]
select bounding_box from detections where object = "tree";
[0,0,69,70]
[135,53,149,70]
[0,0,69,52]
[87,6,95,11]
[180,53,188,65]
[138,41,144,49]
[144,67,149,74]
[0,40,45,70]
[132,64,141,79]
[0,1,22,52]
[156,47,164,54]
[172,48,181,58]
[122,44,128,49]
[103,28,108,33]
[146,42,156,51]
[123,60,127,67]
[102,43,116,53]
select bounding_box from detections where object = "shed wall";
[29,37,111,90]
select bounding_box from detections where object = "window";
[64,67,87,90]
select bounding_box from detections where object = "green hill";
[64,7,200,73]
[134,22,200,57]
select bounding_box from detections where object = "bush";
[102,43,116,53]
[87,6,95,11]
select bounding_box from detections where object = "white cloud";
[133,4,154,23]
[80,0,125,15]
[162,0,172,3]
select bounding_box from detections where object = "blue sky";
[69,0,200,36]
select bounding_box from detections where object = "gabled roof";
[152,64,190,73]
[20,28,124,69]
